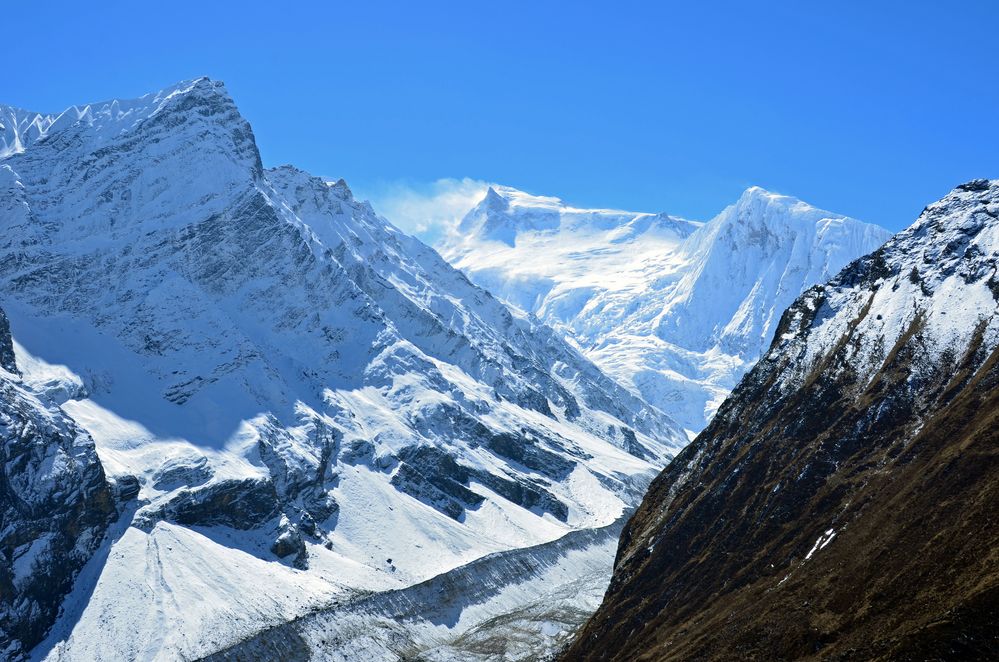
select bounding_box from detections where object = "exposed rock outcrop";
[0,307,115,659]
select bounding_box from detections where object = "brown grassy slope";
[564,285,999,661]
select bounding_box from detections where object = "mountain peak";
[456,185,665,246]
[483,185,568,211]
[942,177,997,205]
[456,185,560,244]
[482,185,510,210]
[0,77,694,659]
[907,177,998,253]
[441,180,889,433]
[0,77,238,161]
[734,186,808,210]
[713,186,883,240]
[955,177,993,192]
[739,184,775,198]
[567,178,999,662]
[0,77,264,242]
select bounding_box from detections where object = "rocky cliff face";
[566,180,999,661]
[0,309,16,374]
[0,306,116,659]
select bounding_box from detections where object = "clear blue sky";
[6,0,998,231]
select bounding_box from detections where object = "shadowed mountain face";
[0,305,116,658]
[566,180,999,661]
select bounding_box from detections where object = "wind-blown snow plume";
[359,177,494,241]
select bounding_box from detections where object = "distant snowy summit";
[440,184,892,432]
[456,185,699,248]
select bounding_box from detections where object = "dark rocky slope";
[565,180,999,661]
[0,306,115,659]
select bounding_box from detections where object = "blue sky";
[6,1,997,233]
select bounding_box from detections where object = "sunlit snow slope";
[0,78,686,661]
[441,186,892,431]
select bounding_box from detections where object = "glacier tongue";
[440,184,892,431]
[0,79,686,660]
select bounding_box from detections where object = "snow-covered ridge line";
[0,78,213,158]
[481,184,686,219]
[565,178,999,660]
[454,184,699,248]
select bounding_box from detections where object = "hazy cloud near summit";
[358,178,493,242]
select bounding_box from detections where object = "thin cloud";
[358,178,493,242]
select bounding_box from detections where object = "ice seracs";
[440,184,892,431]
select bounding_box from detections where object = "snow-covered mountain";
[567,179,999,660]
[0,78,687,660]
[441,185,892,432]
